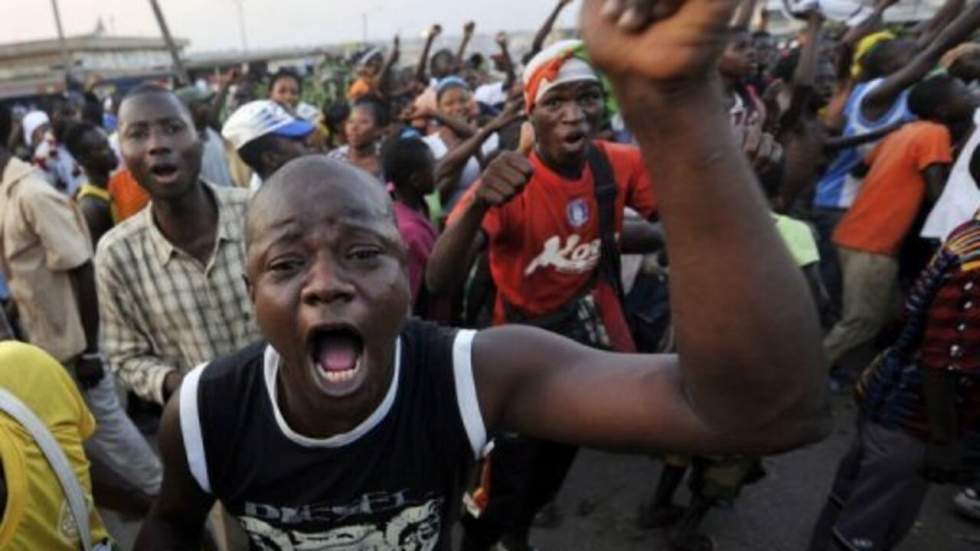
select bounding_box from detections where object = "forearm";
[530,3,567,59]
[416,37,436,84]
[426,199,487,294]
[209,82,232,130]
[616,77,826,433]
[620,219,664,255]
[106,350,178,404]
[455,37,472,69]
[917,0,965,47]
[432,113,478,139]
[824,121,904,152]
[69,263,99,353]
[783,14,824,129]
[500,46,517,90]
[435,127,495,184]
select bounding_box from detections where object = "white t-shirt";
[474,82,507,108]
[922,109,980,241]
[423,132,499,211]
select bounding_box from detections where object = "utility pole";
[234,0,249,53]
[49,0,74,85]
[147,0,191,85]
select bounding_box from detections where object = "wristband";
[81,351,104,362]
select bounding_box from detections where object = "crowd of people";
[0,0,979,549]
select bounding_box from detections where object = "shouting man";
[135,0,830,549]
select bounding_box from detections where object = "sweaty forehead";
[246,156,394,248]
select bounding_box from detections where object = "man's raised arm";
[472,0,829,456]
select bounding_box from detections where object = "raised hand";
[463,21,477,36]
[495,31,509,47]
[580,0,740,82]
[475,151,534,207]
[427,24,443,39]
[487,99,526,132]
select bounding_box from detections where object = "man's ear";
[243,273,255,303]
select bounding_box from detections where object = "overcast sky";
[0,0,583,53]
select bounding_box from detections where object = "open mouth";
[307,325,365,392]
[149,163,180,183]
[562,131,587,149]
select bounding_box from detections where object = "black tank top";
[179,319,485,550]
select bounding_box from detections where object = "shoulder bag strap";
[586,145,625,299]
[0,388,94,551]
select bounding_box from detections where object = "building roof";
[0,33,188,64]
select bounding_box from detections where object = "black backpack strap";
[586,145,625,298]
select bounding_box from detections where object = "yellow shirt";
[773,213,821,268]
[0,341,111,549]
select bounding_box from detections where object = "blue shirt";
[813,79,914,209]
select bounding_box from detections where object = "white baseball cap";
[221,100,315,151]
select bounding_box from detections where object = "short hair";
[81,91,103,126]
[908,75,957,119]
[0,105,11,149]
[62,121,99,160]
[268,68,302,92]
[122,82,173,102]
[237,133,280,172]
[436,76,470,102]
[352,96,390,128]
[381,136,432,188]
[861,39,913,80]
[117,83,192,126]
[322,100,351,129]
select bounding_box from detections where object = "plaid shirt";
[95,183,259,404]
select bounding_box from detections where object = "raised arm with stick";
[495,32,518,93]
[416,24,442,85]
[455,21,477,71]
[522,0,575,64]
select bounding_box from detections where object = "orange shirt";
[347,78,373,101]
[107,168,150,222]
[449,141,657,324]
[834,121,952,256]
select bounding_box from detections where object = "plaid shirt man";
[95,183,259,404]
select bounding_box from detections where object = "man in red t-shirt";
[824,76,975,374]
[428,39,660,551]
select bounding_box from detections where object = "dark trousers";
[811,207,847,321]
[808,417,929,551]
[462,435,578,548]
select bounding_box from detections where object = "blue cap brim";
[272,120,315,139]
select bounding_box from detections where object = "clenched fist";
[475,152,534,208]
[580,0,740,82]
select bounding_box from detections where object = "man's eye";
[269,258,303,272]
[349,247,382,262]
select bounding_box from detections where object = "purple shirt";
[394,201,437,302]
